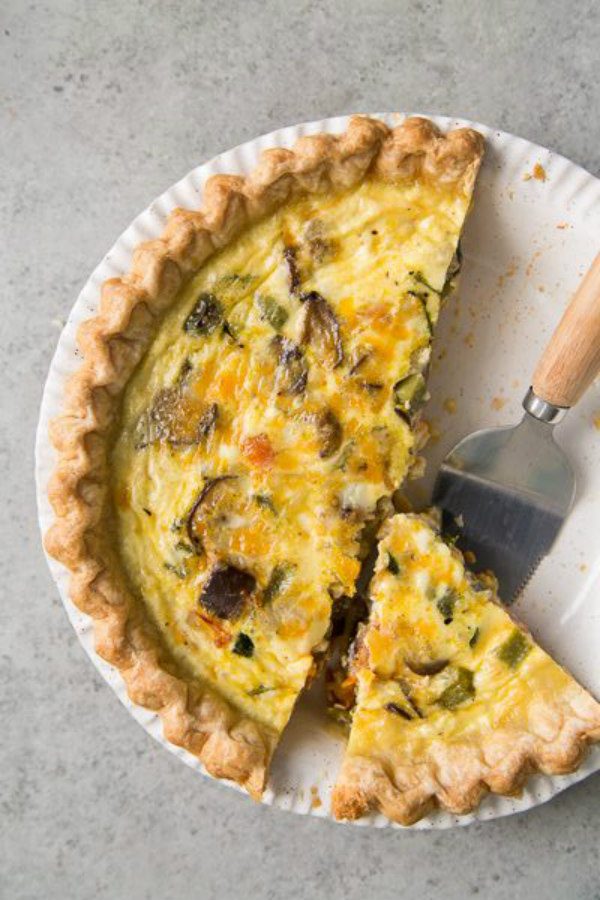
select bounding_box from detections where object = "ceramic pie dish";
[36,113,600,828]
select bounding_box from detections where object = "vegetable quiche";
[47,115,483,799]
[46,114,600,821]
[332,514,600,824]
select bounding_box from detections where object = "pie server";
[433,251,600,603]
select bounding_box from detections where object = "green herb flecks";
[254,493,277,514]
[410,270,441,296]
[407,289,434,334]
[385,683,424,721]
[222,319,240,342]
[437,589,458,624]
[163,561,187,580]
[256,294,289,331]
[469,626,480,648]
[393,373,427,419]
[385,702,413,720]
[178,357,194,384]
[387,552,400,575]
[232,632,254,658]
[399,680,424,718]
[334,441,355,472]
[247,685,275,697]
[184,293,222,335]
[263,564,293,604]
[219,273,256,289]
[497,629,531,670]
[175,541,195,556]
[438,667,475,710]
[408,269,442,331]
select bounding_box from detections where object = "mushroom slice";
[405,658,449,677]
[348,348,371,376]
[283,246,302,295]
[308,408,343,459]
[187,476,238,553]
[199,564,256,621]
[298,291,343,368]
[271,335,308,395]
[135,388,219,448]
[303,219,336,264]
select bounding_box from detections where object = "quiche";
[45,115,484,799]
[332,513,600,824]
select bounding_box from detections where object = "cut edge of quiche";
[332,512,600,825]
[45,115,484,799]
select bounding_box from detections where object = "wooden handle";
[532,252,600,407]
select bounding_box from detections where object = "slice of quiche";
[332,513,600,824]
[46,117,483,798]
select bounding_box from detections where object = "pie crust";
[45,116,484,799]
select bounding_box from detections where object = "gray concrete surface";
[2,1,600,898]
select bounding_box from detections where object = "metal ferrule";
[522,387,569,424]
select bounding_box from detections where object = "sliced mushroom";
[399,680,424,718]
[298,291,343,368]
[187,476,237,552]
[196,403,219,439]
[348,348,371,376]
[271,335,308,395]
[310,408,343,458]
[283,246,301,295]
[303,219,336,263]
[405,658,449,677]
[199,564,256,620]
[262,563,293,603]
[360,381,384,394]
[177,357,194,385]
[134,389,219,449]
[385,702,413,720]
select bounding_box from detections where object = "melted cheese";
[346,514,577,761]
[111,176,471,735]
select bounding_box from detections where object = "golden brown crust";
[45,116,484,797]
[332,683,600,824]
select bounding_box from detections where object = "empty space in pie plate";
[35,113,600,828]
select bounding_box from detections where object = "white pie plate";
[35,113,600,829]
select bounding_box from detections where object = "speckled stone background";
[2,1,600,898]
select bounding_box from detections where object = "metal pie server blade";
[433,251,600,603]
[433,401,575,602]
